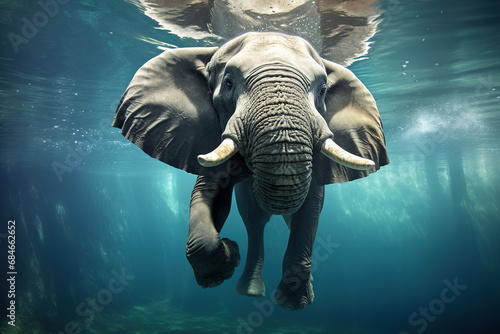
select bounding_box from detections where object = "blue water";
[1,0,499,333]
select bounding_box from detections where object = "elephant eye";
[320,83,327,96]
[225,78,233,91]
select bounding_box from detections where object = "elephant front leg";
[235,181,271,297]
[275,184,324,310]
[186,175,240,288]
[236,227,266,297]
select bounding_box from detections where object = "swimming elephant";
[113,32,389,310]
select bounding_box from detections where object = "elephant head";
[113,32,388,215]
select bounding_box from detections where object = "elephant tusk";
[197,138,238,167]
[321,138,375,170]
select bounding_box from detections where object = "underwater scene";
[1,0,499,333]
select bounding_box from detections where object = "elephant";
[113,31,389,310]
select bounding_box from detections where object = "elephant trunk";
[244,73,314,215]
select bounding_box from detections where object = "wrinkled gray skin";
[113,32,388,310]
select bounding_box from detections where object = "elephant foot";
[274,274,314,311]
[236,274,266,297]
[187,237,240,288]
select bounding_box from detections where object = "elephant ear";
[113,47,234,176]
[314,58,389,184]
